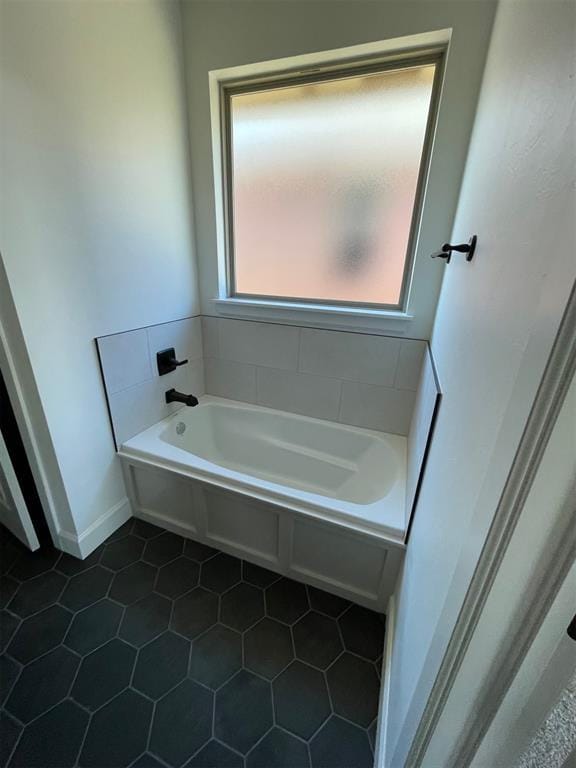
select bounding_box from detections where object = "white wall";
[0,0,199,550]
[438,372,576,766]
[180,0,496,340]
[385,0,576,763]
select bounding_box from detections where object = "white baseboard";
[57,497,132,558]
[375,593,396,768]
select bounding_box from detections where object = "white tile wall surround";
[256,367,342,421]
[204,358,257,403]
[97,316,205,445]
[405,348,441,524]
[201,316,220,358]
[340,382,416,435]
[108,359,205,445]
[98,315,433,448]
[299,328,401,387]
[394,339,427,391]
[217,319,300,370]
[147,317,203,368]
[109,377,167,447]
[202,317,429,436]
[98,328,153,395]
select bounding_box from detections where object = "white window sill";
[211,297,415,335]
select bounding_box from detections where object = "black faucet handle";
[157,348,189,376]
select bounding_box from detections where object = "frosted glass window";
[227,62,437,307]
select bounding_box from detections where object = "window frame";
[209,33,450,327]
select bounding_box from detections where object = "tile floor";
[0,520,385,768]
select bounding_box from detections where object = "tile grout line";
[1,532,385,768]
[72,698,93,768]
[2,709,25,768]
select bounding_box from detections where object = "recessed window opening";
[220,51,443,311]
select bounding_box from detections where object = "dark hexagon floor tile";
[326,653,380,727]
[185,740,243,768]
[130,754,165,768]
[307,587,351,619]
[110,562,157,605]
[273,661,330,740]
[0,575,20,608]
[0,527,17,548]
[79,689,153,768]
[184,539,218,562]
[150,680,213,767]
[9,548,60,581]
[309,716,373,768]
[0,609,20,651]
[200,553,241,594]
[339,604,385,661]
[7,604,73,663]
[368,720,378,751]
[0,711,22,768]
[101,536,145,571]
[55,548,102,577]
[155,557,199,599]
[59,566,113,612]
[1,551,20,578]
[119,593,171,647]
[190,624,241,689]
[106,519,134,542]
[293,611,342,670]
[7,699,89,768]
[242,561,280,589]
[171,587,218,640]
[0,530,27,574]
[71,639,136,710]
[142,532,184,566]
[132,519,164,540]
[215,670,272,755]
[7,570,66,618]
[244,618,293,680]
[5,646,80,723]
[0,654,21,706]
[220,583,264,631]
[265,578,309,625]
[246,727,310,768]
[133,631,189,699]
[1,552,24,581]
[64,599,123,655]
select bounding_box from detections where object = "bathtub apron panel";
[121,457,404,611]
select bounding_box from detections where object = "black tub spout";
[165,389,198,407]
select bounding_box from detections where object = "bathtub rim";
[117,395,406,545]
[120,450,406,549]
[118,396,407,546]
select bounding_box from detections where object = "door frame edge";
[405,280,576,766]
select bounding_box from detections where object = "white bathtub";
[119,396,406,609]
